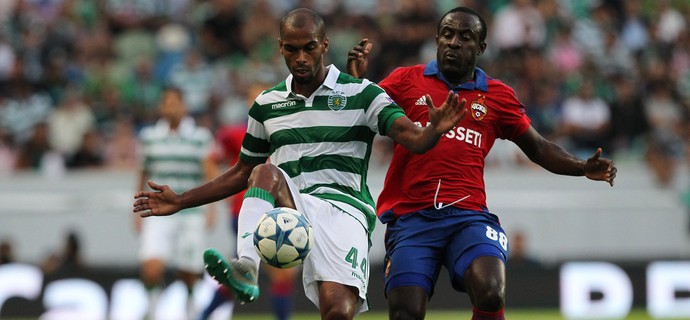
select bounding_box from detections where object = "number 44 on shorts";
[345,247,368,275]
[485,226,508,251]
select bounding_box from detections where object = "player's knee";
[471,280,505,311]
[389,303,425,320]
[248,164,282,189]
[320,303,356,320]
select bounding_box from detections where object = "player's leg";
[317,281,360,319]
[205,163,295,303]
[381,211,446,320]
[264,265,297,320]
[387,286,428,320]
[139,216,174,318]
[140,258,165,316]
[198,286,234,320]
[174,213,207,318]
[300,195,371,319]
[464,256,506,319]
[199,209,238,320]
[446,212,508,320]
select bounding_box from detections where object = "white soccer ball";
[254,207,314,269]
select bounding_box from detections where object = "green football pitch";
[1,309,660,320]
[232,308,657,320]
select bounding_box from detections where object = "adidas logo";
[415,96,427,105]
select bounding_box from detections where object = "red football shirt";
[214,124,247,216]
[376,62,531,221]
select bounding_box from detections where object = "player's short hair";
[162,85,184,98]
[280,8,326,41]
[438,6,487,42]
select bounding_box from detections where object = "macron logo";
[271,100,297,110]
[415,96,427,106]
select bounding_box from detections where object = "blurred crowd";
[0,0,688,188]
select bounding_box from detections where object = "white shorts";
[279,169,370,314]
[139,212,205,273]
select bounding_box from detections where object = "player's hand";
[426,91,467,136]
[133,180,182,217]
[347,38,372,79]
[584,148,617,187]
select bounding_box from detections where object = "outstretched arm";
[388,92,466,154]
[133,159,257,217]
[514,126,617,186]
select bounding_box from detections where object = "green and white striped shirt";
[139,117,213,214]
[240,65,405,232]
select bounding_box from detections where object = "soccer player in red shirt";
[347,6,617,320]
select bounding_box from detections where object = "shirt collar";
[284,64,339,98]
[154,116,195,136]
[423,60,488,92]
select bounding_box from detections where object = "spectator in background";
[643,80,685,188]
[505,230,543,271]
[547,24,584,75]
[619,0,650,56]
[46,87,96,159]
[559,79,611,157]
[0,127,17,173]
[0,80,52,146]
[120,56,162,127]
[42,231,83,277]
[199,0,247,61]
[653,0,686,53]
[167,49,215,118]
[103,117,139,169]
[0,34,16,80]
[66,129,104,169]
[608,73,649,156]
[15,122,55,170]
[0,239,15,264]
[597,27,636,77]
[491,0,546,52]
[134,86,218,319]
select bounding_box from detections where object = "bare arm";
[133,159,257,217]
[388,92,466,154]
[201,153,220,228]
[514,126,617,186]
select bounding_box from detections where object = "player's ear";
[478,41,487,56]
[323,37,329,53]
[278,38,283,54]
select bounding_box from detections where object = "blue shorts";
[382,207,508,298]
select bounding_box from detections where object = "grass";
[1,309,661,320]
[232,308,658,320]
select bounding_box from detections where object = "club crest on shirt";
[471,95,487,121]
[327,91,347,111]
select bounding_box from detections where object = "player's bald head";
[280,8,326,40]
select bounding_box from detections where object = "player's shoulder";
[485,75,519,100]
[389,64,425,78]
[254,81,287,105]
[138,123,159,141]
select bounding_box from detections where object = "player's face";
[159,90,186,123]
[436,12,485,84]
[279,24,328,86]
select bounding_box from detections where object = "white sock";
[237,197,273,271]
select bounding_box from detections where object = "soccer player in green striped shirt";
[134,8,465,319]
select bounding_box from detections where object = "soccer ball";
[253,207,314,269]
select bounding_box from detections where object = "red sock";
[270,277,295,296]
[471,306,505,320]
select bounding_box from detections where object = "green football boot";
[203,249,259,303]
